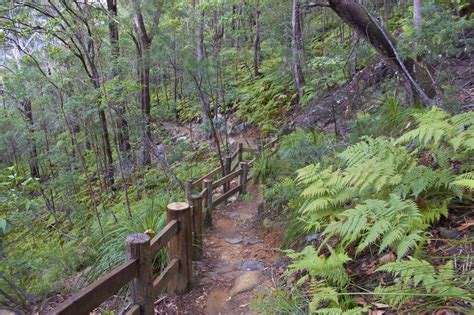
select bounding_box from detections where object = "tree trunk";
[107,0,131,153]
[23,99,40,179]
[253,0,262,77]
[413,0,422,33]
[327,0,436,100]
[292,0,305,102]
[196,10,209,138]
[133,7,153,165]
[384,0,390,25]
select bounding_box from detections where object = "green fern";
[323,194,426,258]
[396,108,473,150]
[450,172,474,191]
[285,246,351,288]
[375,259,471,308]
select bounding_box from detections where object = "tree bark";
[107,0,131,153]
[253,0,262,77]
[132,5,154,166]
[292,0,305,102]
[413,0,422,33]
[327,0,436,100]
[22,99,40,179]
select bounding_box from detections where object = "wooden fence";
[50,138,279,315]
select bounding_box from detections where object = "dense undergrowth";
[1,0,473,313]
[252,106,473,313]
[0,143,217,305]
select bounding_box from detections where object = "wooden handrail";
[152,258,179,297]
[149,220,178,256]
[263,137,278,149]
[231,147,240,160]
[124,304,140,315]
[212,169,241,189]
[191,166,222,189]
[52,259,139,315]
[212,185,241,208]
[52,139,279,315]
[241,147,256,153]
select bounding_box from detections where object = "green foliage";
[251,152,289,184]
[89,194,170,280]
[286,108,472,312]
[285,246,351,288]
[251,289,306,315]
[375,259,472,308]
[234,72,294,135]
[324,195,426,259]
[398,4,472,62]
[279,128,341,169]
[263,177,301,211]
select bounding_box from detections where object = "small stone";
[228,195,238,203]
[240,259,265,271]
[243,236,262,245]
[229,271,262,297]
[224,237,242,244]
[305,233,319,243]
[439,228,461,239]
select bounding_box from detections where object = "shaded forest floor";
[155,183,284,314]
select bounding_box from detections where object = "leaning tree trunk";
[327,0,436,101]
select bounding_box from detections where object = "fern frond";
[450,172,474,191]
[286,246,351,288]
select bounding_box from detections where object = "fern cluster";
[375,258,472,308]
[286,108,473,312]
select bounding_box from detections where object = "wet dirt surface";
[155,183,283,314]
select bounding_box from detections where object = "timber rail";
[50,137,279,315]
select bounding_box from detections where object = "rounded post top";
[203,178,212,183]
[190,193,202,199]
[167,202,190,211]
[126,233,150,245]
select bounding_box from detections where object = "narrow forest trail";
[156,183,283,314]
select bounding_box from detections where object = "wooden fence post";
[126,233,153,315]
[240,162,248,195]
[204,179,213,227]
[256,140,263,156]
[190,194,203,260]
[224,155,232,193]
[238,143,243,162]
[167,202,192,294]
[185,180,193,203]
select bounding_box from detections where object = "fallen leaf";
[373,303,389,309]
[456,220,474,231]
[378,252,396,265]
[354,296,367,306]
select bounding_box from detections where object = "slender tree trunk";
[132,7,154,165]
[107,0,131,153]
[383,0,390,25]
[253,0,262,77]
[292,0,305,102]
[196,9,209,138]
[413,0,422,33]
[23,100,40,179]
